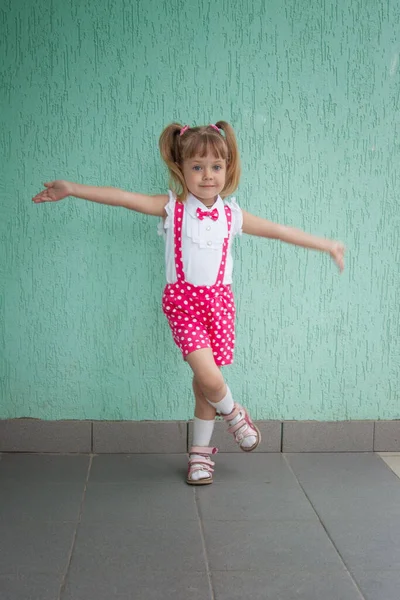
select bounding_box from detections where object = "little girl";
[32,121,345,485]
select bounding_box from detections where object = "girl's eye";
[192,164,223,171]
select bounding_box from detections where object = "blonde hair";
[158,121,241,201]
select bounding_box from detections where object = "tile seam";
[282,453,367,600]
[57,455,93,600]
[193,487,215,600]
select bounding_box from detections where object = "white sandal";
[186,446,218,485]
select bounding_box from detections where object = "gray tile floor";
[1,452,400,600]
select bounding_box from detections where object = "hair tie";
[179,125,190,136]
[210,124,220,133]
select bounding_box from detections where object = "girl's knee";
[198,371,225,398]
[188,349,226,398]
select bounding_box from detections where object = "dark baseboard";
[0,418,399,453]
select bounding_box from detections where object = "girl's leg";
[188,377,217,484]
[187,348,260,451]
[187,349,227,403]
[193,376,216,421]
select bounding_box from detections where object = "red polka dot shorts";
[162,201,236,366]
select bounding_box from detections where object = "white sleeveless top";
[158,190,243,286]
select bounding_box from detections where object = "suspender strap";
[173,201,185,282]
[215,205,232,286]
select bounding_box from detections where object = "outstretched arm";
[242,210,345,272]
[32,180,168,217]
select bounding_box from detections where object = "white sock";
[208,387,256,449]
[192,417,215,446]
[206,386,234,414]
[190,417,215,482]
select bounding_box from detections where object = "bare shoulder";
[151,194,169,216]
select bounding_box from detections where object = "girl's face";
[181,151,227,204]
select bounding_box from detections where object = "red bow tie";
[196,207,219,221]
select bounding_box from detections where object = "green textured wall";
[1,0,399,421]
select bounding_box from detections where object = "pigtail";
[215,121,241,197]
[158,123,187,201]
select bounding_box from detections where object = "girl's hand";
[32,180,73,204]
[329,241,346,272]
